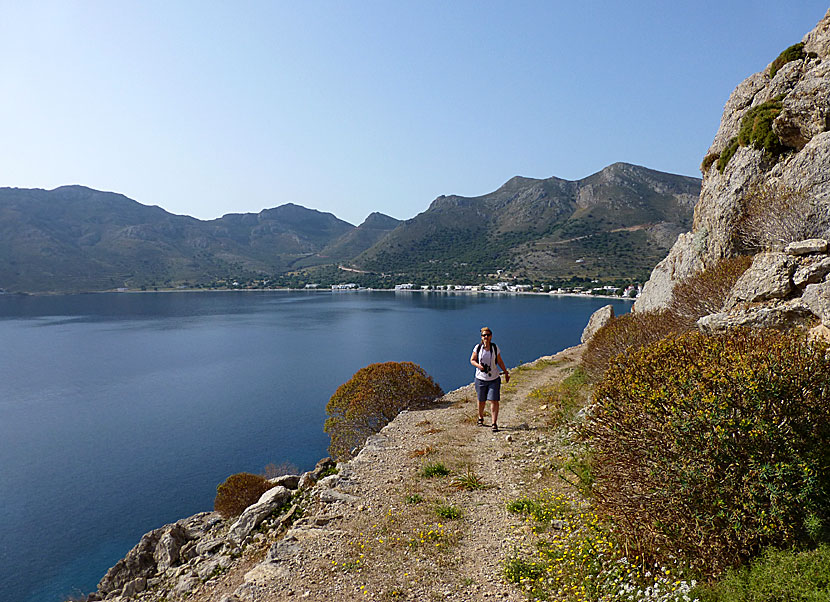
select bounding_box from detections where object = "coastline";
[2,287,636,302]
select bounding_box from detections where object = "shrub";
[737,99,786,156]
[701,151,720,173]
[434,503,462,519]
[584,329,830,576]
[324,361,443,461]
[736,181,829,251]
[581,310,682,380]
[769,42,805,78]
[694,544,830,601]
[214,472,275,518]
[667,255,753,329]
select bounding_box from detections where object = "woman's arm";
[471,350,483,370]
[497,352,510,382]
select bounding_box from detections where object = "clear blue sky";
[1,2,828,225]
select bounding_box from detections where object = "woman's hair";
[480,327,492,335]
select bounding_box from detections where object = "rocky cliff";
[635,10,830,313]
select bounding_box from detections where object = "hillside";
[351,163,699,283]
[0,187,355,292]
[0,162,698,293]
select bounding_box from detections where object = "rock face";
[93,458,335,601]
[636,10,830,312]
[581,304,615,343]
[695,239,829,335]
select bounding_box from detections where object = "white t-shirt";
[473,344,500,381]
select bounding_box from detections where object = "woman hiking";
[470,326,509,432]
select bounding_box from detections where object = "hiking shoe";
[492,423,499,432]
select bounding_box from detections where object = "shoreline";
[2,287,636,302]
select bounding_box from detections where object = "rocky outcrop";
[92,458,335,601]
[581,304,615,343]
[695,239,829,335]
[635,10,830,313]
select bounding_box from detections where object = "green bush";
[769,42,805,78]
[581,310,682,380]
[324,361,443,461]
[584,329,830,576]
[717,137,739,173]
[694,544,830,601]
[737,99,786,155]
[214,472,275,518]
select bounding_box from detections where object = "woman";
[470,326,509,432]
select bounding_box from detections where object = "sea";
[0,290,631,602]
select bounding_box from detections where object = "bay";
[0,290,631,602]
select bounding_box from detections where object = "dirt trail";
[186,345,585,602]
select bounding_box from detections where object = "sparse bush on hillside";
[769,42,805,78]
[584,329,830,576]
[701,151,720,173]
[668,255,753,329]
[214,472,275,518]
[736,181,829,251]
[324,361,443,461]
[581,310,682,380]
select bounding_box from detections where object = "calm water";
[0,291,630,602]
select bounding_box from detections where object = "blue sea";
[0,290,630,602]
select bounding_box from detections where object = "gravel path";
[161,345,586,602]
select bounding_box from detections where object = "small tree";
[324,362,443,461]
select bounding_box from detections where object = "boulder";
[786,238,829,255]
[793,254,830,287]
[802,282,830,325]
[724,252,796,308]
[697,299,814,333]
[227,486,292,544]
[580,305,614,343]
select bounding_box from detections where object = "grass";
[434,503,463,520]
[450,468,488,491]
[420,462,450,478]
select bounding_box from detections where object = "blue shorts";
[475,378,501,402]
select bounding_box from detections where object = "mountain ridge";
[0,162,699,293]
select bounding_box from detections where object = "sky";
[1,2,828,226]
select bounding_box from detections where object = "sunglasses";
[481,333,492,337]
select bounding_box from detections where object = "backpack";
[474,342,499,367]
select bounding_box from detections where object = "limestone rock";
[227,486,292,544]
[786,238,830,255]
[802,282,830,325]
[724,252,796,308]
[154,523,188,573]
[697,299,813,333]
[580,304,614,343]
[634,232,702,312]
[793,254,830,287]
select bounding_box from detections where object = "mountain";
[291,212,403,269]
[0,163,700,293]
[351,163,700,282]
[0,186,353,292]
